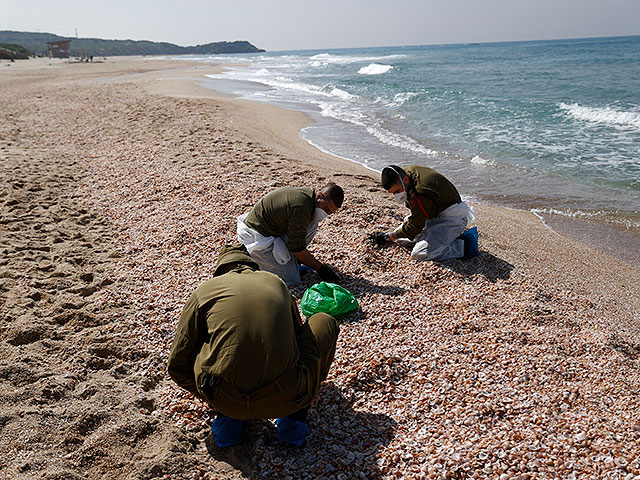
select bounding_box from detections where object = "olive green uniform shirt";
[244,187,316,253]
[394,165,462,240]
[167,265,301,397]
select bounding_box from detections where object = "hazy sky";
[3,0,639,51]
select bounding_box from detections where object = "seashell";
[616,457,629,467]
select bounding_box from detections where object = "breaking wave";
[308,53,405,66]
[559,103,640,130]
[358,63,393,75]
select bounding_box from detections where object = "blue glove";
[276,416,309,446]
[211,416,243,447]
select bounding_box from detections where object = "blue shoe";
[459,227,479,259]
[276,416,309,446]
[211,416,243,447]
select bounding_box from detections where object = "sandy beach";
[1,56,639,479]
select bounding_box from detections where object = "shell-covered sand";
[1,57,639,480]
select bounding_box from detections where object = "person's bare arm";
[292,248,323,270]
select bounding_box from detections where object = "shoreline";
[193,66,640,268]
[2,56,640,479]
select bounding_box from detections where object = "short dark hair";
[320,183,344,208]
[381,165,407,190]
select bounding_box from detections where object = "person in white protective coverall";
[370,165,479,261]
[237,184,344,286]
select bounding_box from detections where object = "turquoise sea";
[182,36,640,264]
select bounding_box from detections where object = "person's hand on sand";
[317,264,340,284]
[368,231,390,246]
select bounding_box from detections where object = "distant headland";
[0,30,265,57]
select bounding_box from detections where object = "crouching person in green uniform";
[371,165,478,261]
[237,184,344,286]
[167,245,339,447]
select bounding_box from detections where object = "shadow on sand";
[293,270,406,297]
[365,241,515,283]
[441,251,515,282]
[290,269,407,324]
[205,382,397,479]
[339,271,406,297]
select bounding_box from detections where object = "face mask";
[314,207,329,223]
[393,191,407,205]
[392,168,408,205]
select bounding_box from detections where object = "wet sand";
[1,56,639,479]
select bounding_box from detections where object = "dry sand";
[1,56,639,480]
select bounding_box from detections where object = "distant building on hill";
[47,40,70,58]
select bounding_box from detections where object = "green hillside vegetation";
[0,31,265,57]
[0,42,32,60]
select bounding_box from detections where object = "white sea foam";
[388,92,418,107]
[358,63,393,75]
[327,87,356,101]
[308,53,405,66]
[318,101,366,125]
[471,155,497,166]
[207,71,357,102]
[365,125,440,157]
[531,207,640,229]
[270,79,338,99]
[559,103,640,130]
[187,55,253,64]
[266,79,356,101]
[314,99,440,157]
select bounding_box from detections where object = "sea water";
[182,36,640,264]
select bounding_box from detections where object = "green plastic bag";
[300,282,359,318]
